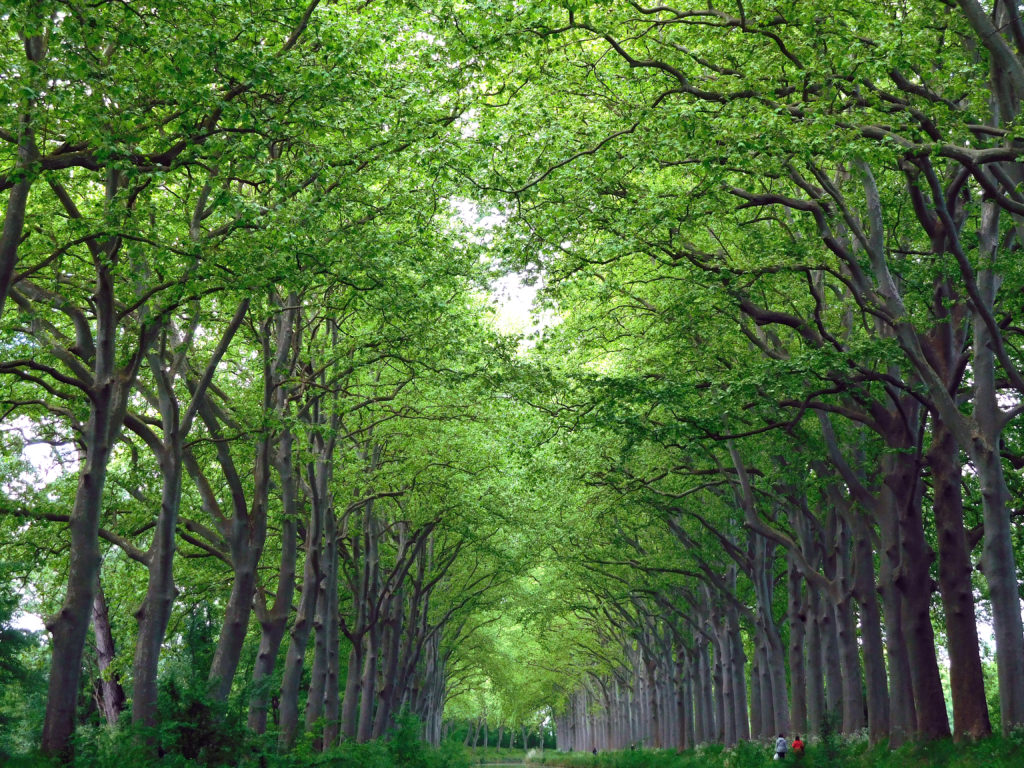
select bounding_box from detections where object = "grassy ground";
[520,733,1024,768]
[469,746,536,762]
[6,732,1022,767]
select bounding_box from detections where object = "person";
[774,733,787,760]
[791,735,804,760]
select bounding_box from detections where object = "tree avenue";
[1,1,1023,766]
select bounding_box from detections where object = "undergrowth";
[527,730,1024,768]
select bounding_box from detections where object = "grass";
[523,731,1024,768]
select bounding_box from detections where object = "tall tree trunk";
[804,588,825,734]
[249,417,299,733]
[205,300,294,701]
[248,511,297,733]
[727,606,749,741]
[321,505,341,747]
[357,620,382,742]
[971,244,1024,730]
[895,442,951,740]
[787,555,807,737]
[850,510,889,742]
[697,638,714,743]
[42,368,120,757]
[131,432,181,731]
[279,487,323,749]
[877,447,918,744]
[42,214,151,755]
[372,591,404,738]
[91,579,125,726]
[749,650,763,739]
[341,643,365,740]
[929,415,991,740]
[134,301,248,731]
[831,513,865,733]
[710,623,732,746]
[819,591,843,723]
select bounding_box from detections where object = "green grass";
[526,732,1024,768]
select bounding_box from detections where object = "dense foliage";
[2,0,1024,765]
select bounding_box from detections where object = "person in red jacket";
[791,736,805,761]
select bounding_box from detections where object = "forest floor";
[513,734,1024,768]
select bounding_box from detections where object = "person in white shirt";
[775,734,788,760]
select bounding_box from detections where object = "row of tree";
[4,0,1024,760]
[454,0,1024,752]
[1,0,542,759]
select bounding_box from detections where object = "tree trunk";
[804,588,824,734]
[248,509,297,733]
[749,650,763,739]
[929,414,991,740]
[372,592,404,738]
[279,487,323,749]
[787,555,807,737]
[850,510,889,743]
[131,433,181,731]
[895,444,951,740]
[321,505,341,747]
[341,643,364,740]
[357,621,382,742]
[971,256,1024,730]
[697,639,714,743]
[91,579,125,727]
[0,30,43,320]
[42,243,144,755]
[831,514,865,733]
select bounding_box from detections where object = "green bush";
[154,671,247,764]
[528,735,1024,768]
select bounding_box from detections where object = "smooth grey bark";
[204,298,296,701]
[922,280,992,741]
[41,170,158,757]
[352,495,385,743]
[786,554,807,737]
[877,450,917,745]
[726,604,749,742]
[304,383,340,740]
[697,637,714,744]
[756,641,773,740]
[247,316,306,733]
[278,477,323,749]
[372,590,404,738]
[929,414,991,740]
[851,509,889,741]
[340,643,365,740]
[818,419,890,742]
[247,509,295,734]
[723,443,787,736]
[711,628,725,743]
[829,513,865,733]
[969,211,1024,730]
[804,587,825,735]
[817,527,843,723]
[710,618,733,747]
[132,300,249,732]
[859,150,1024,730]
[749,651,763,740]
[320,501,341,747]
[681,653,695,749]
[749,534,786,737]
[895,435,951,740]
[91,578,125,727]
[248,418,299,733]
